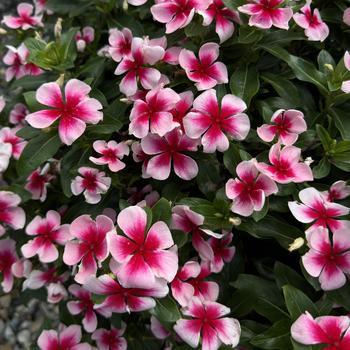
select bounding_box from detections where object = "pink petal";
[37,330,59,349]
[212,318,240,347]
[174,319,201,348]
[145,249,178,282]
[141,133,167,155]
[36,82,63,108]
[173,153,198,180]
[271,7,293,30]
[63,242,85,266]
[179,49,199,71]
[216,16,235,43]
[65,79,91,106]
[147,153,172,180]
[139,68,162,90]
[26,109,61,128]
[119,71,138,97]
[145,221,174,250]
[201,324,221,350]
[199,42,219,66]
[58,117,86,145]
[288,202,316,223]
[202,125,229,153]
[319,263,347,290]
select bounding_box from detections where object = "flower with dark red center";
[25,167,54,202]
[92,325,127,350]
[0,127,27,159]
[2,3,43,30]
[108,28,133,62]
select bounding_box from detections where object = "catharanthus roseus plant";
[1,0,350,349]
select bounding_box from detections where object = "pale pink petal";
[58,117,86,145]
[173,153,198,180]
[25,109,61,129]
[174,319,201,348]
[36,82,63,108]
[147,153,172,180]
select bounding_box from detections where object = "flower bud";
[288,237,305,252]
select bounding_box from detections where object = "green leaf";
[47,0,94,16]
[16,126,41,139]
[17,132,61,176]
[282,285,318,320]
[316,124,333,151]
[326,280,350,310]
[251,199,269,222]
[23,91,44,112]
[317,50,335,73]
[260,46,328,94]
[151,198,172,225]
[312,158,331,179]
[151,296,181,323]
[223,143,241,176]
[230,64,260,107]
[238,26,264,44]
[329,107,350,140]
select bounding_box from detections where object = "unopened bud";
[304,157,314,166]
[0,28,7,35]
[229,217,241,226]
[123,0,129,11]
[56,74,65,87]
[288,237,305,252]
[54,17,63,39]
[34,31,42,40]
[120,97,132,104]
[40,163,50,175]
[324,63,334,72]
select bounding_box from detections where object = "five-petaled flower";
[108,28,133,62]
[174,298,241,350]
[9,103,29,126]
[26,79,103,145]
[323,181,350,202]
[184,89,250,152]
[25,167,54,202]
[291,312,350,349]
[108,205,178,288]
[0,191,25,236]
[226,159,278,216]
[293,0,329,42]
[288,187,350,234]
[75,26,95,52]
[71,167,111,204]
[179,43,228,91]
[63,214,115,284]
[0,127,27,159]
[257,109,307,146]
[92,325,127,350]
[21,210,70,263]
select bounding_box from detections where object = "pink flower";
[256,143,313,184]
[108,205,178,288]
[129,88,180,138]
[199,0,241,43]
[238,0,293,30]
[323,181,350,202]
[37,325,91,350]
[171,91,193,132]
[257,109,307,146]
[92,325,127,350]
[0,191,25,236]
[26,79,103,145]
[343,8,350,26]
[226,160,278,216]
[47,282,68,303]
[89,140,129,172]
[25,167,54,202]
[302,226,350,290]
[341,52,350,93]
[11,258,32,279]
[63,214,115,284]
[171,260,201,306]
[108,28,133,62]
[293,0,329,42]
[0,143,11,173]
[23,267,68,292]
[174,298,241,350]
[184,89,250,152]
[71,167,111,204]
[288,187,350,234]
[179,43,228,90]
[84,274,169,316]
[115,38,164,96]
[0,127,27,159]
[127,184,160,207]
[0,239,18,293]
[141,128,199,180]
[76,26,95,52]
[9,103,29,126]
[151,0,211,34]
[2,3,43,30]
[67,284,98,333]
[208,233,236,273]
[21,210,70,263]
[291,312,350,349]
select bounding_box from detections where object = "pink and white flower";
[3,43,42,82]
[92,325,127,350]
[257,109,307,146]
[2,3,43,30]
[174,298,241,350]
[302,226,350,290]
[343,8,350,26]
[0,191,25,236]
[26,79,103,145]
[108,28,133,62]
[67,284,98,333]
[21,210,70,263]
[184,89,250,152]
[291,312,350,349]
[9,103,29,126]
[89,140,129,172]
[115,38,164,96]
[226,160,278,216]
[71,167,111,204]
[341,52,350,94]
[63,214,115,284]
[141,128,199,180]
[179,43,228,90]
[84,274,169,316]
[293,0,329,42]
[25,167,54,202]
[47,282,68,304]
[238,0,293,30]
[0,239,18,293]
[127,184,160,207]
[151,0,211,34]
[11,258,32,279]
[323,181,350,202]
[171,260,201,306]
[34,0,51,15]
[0,127,26,159]
[76,26,95,52]
[171,91,193,132]
[37,325,91,350]
[288,187,350,233]
[0,143,12,173]
[208,233,236,273]
[199,0,241,43]
[108,205,178,288]
[256,144,313,184]
[129,88,180,138]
